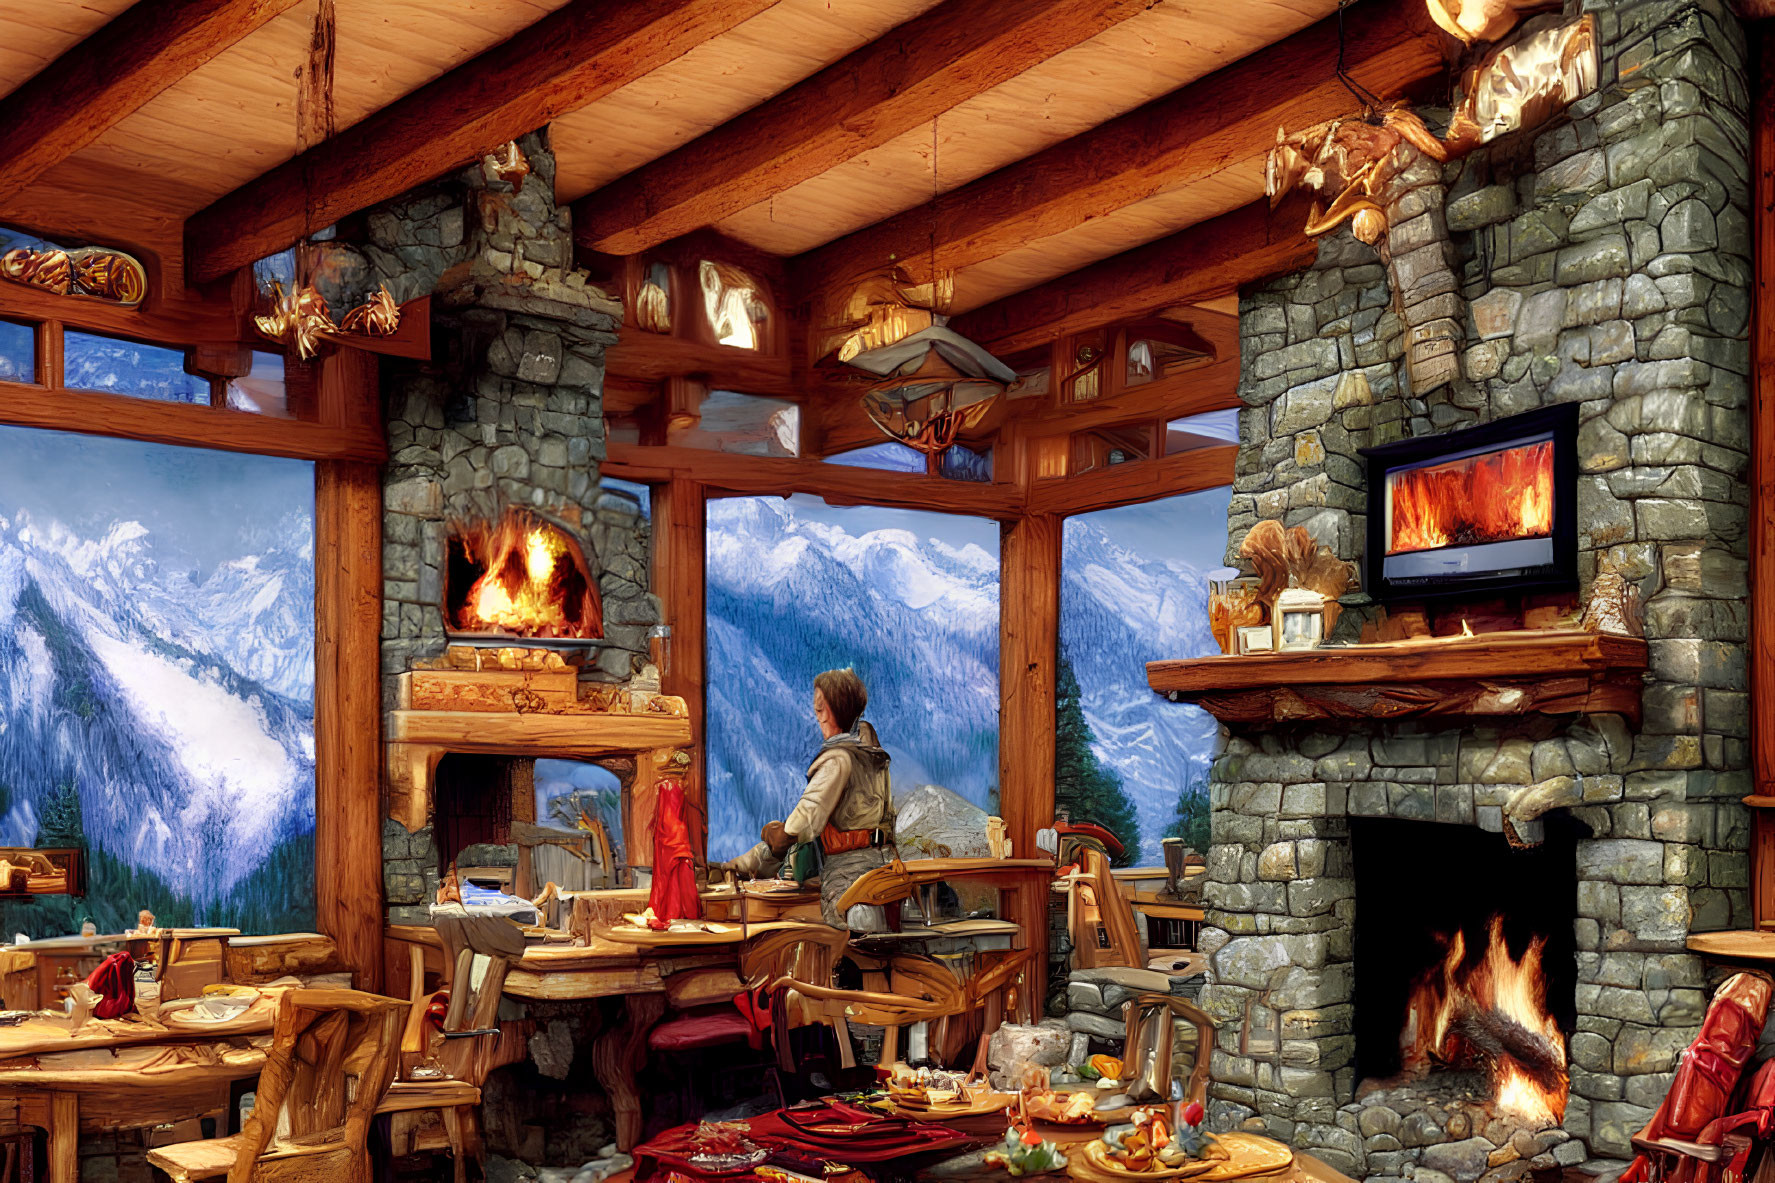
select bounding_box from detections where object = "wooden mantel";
[1146,629,1648,725]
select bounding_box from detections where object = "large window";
[1059,486,1232,866]
[0,424,316,933]
[705,495,1000,860]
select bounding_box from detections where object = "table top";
[0,987,282,1060]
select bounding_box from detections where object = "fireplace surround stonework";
[1202,0,1754,1177]
[325,133,661,925]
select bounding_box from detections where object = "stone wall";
[331,131,661,924]
[375,131,660,691]
[1202,1,1753,1177]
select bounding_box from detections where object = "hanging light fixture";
[842,114,1012,465]
[849,326,1014,458]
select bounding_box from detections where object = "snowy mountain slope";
[1060,519,1221,864]
[0,508,315,927]
[704,496,1222,865]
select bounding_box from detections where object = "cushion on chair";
[647,1005,754,1052]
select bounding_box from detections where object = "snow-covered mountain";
[704,496,1221,865]
[0,507,316,932]
[1061,517,1221,864]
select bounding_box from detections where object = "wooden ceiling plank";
[572,0,1160,256]
[0,0,308,206]
[951,198,1317,356]
[794,0,1444,298]
[183,0,777,285]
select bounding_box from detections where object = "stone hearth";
[1199,1,1753,1178]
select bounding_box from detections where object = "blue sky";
[0,424,314,571]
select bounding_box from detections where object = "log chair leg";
[880,1024,899,1068]
[593,994,666,1151]
[442,1107,470,1183]
[48,1093,76,1183]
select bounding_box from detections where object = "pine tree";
[1054,649,1140,866]
[37,780,85,848]
[1164,777,1211,852]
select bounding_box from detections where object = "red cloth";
[635,1103,971,1182]
[83,951,135,1020]
[648,777,701,929]
[1623,971,1773,1183]
[647,1005,756,1053]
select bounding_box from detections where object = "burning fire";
[1388,440,1554,555]
[451,512,602,639]
[1402,915,1567,1127]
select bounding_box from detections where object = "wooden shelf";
[1687,931,1775,962]
[386,709,691,755]
[1146,629,1648,725]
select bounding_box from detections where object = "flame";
[1388,440,1554,555]
[452,513,601,639]
[1402,915,1567,1126]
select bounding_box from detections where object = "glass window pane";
[64,331,209,404]
[534,759,626,887]
[1059,486,1232,866]
[0,320,33,384]
[698,260,769,350]
[825,442,992,481]
[1165,408,1240,454]
[224,352,291,417]
[825,442,924,473]
[0,424,316,934]
[669,389,797,456]
[706,495,1001,864]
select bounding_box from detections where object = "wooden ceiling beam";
[572,0,1160,256]
[0,0,308,206]
[183,0,776,285]
[793,0,1445,302]
[950,198,1317,356]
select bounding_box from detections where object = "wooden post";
[650,477,709,862]
[1752,29,1775,930]
[316,457,385,992]
[1000,514,1061,1011]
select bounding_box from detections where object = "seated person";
[725,668,894,927]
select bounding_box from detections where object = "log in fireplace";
[1351,817,1576,1133]
[1361,405,1578,601]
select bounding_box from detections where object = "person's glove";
[762,820,792,856]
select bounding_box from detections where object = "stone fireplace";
[1197,0,1753,1178]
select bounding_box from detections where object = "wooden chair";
[1068,846,1145,970]
[385,912,527,1183]
[145,988,405,1183]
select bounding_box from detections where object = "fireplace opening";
[1362,405,1577,600]
[445,509,603,641]
[433,754,627,897]
[1352,816,1577,1128]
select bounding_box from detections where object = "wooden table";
[0,988,282,1183]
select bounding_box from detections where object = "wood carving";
[259,281,405,360]
[636,262,671,334]
[1,245,145,305]
[1266,14,1597,392]
[1238,519,1352,636]
[1580,571,1644,637]
[487,140,530,195]
[1426,0,1560,44]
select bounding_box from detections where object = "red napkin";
[83,951,136,1020]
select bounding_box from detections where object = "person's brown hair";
[814,668,868,732]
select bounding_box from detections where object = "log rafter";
[183,0,777,285]
[0,0,308,206]
[792,0,1446,306]
[571,0,1161,257]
